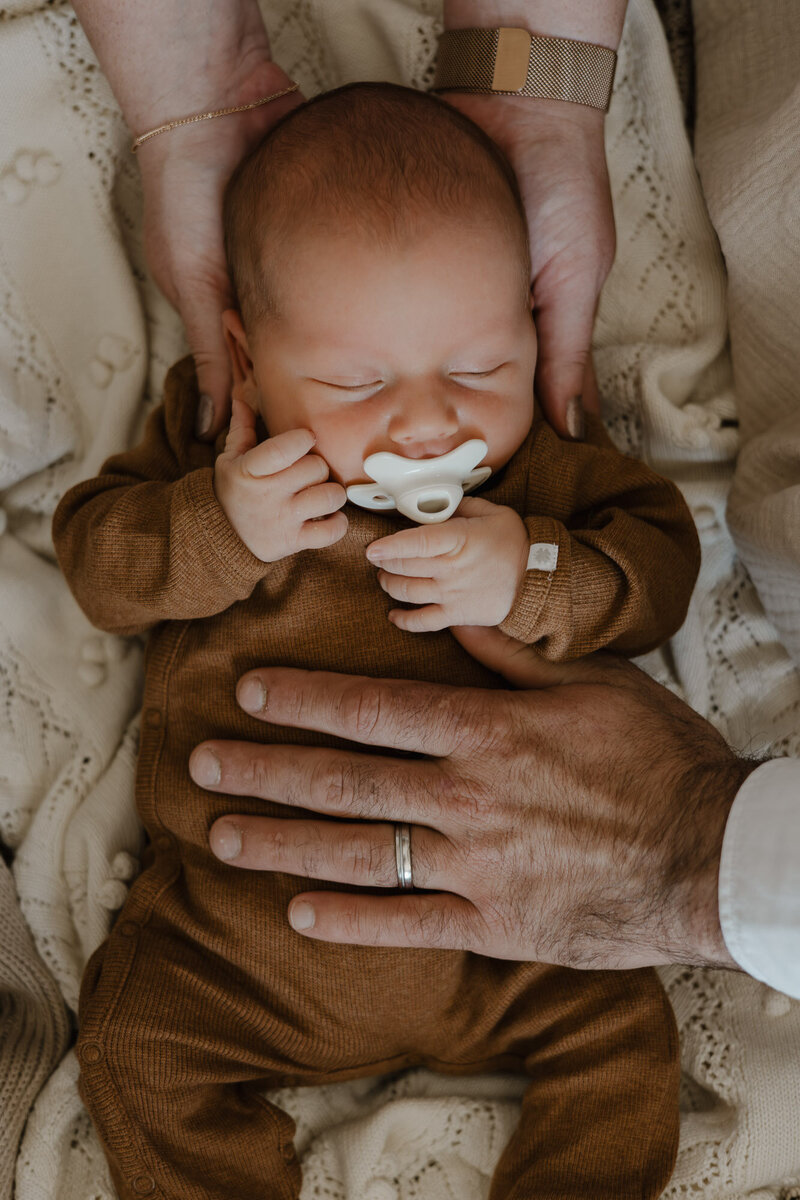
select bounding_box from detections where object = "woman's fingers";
[207,815,454,891]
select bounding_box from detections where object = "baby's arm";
[53,360,346,636]
[368,414,701,660]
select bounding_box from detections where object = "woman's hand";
[441,93,615,439]
[190,625,758,971]
[138,59,305,439]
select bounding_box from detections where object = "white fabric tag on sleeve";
[526,542,559,572]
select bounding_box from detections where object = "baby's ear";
[221,309,260,412]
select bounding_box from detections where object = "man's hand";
[190,625,759,970]
[214,394,347,561]
[365,498,529,631]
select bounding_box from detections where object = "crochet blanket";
[1,0,799,1196]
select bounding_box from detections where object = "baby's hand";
[214,394,347,562]
[366,497,529,632]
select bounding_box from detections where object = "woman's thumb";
[182,289,233,441]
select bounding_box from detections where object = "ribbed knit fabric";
[2,0,800,1196]
[50,356,693,1198]
[52,357,699,655]
[0,861,69,1200]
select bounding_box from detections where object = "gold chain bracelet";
[130,84,300,153]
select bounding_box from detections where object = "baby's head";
[222,81,537,488]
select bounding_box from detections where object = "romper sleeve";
[498,413,701,660]
[52,357,273,636]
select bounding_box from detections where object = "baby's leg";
[486,967,679,1199]
[77,923,302,1200]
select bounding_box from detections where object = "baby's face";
[231,217,537,487]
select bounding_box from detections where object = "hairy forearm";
[443,0,628,47]
[71,0,274,131]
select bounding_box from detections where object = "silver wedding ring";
[394,822,414,889]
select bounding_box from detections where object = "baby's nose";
[388,391,459,450]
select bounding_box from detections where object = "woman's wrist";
[72,0,277,135]
[135,58,297,172]
[442,0,628,50]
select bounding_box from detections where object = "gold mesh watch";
[431,27,617,112]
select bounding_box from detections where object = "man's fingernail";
[211,821,242,861]
[195,394,214,438]
[566,395,585,441]
[237,676,267,713]
[191,747,221,787]
[290,902,315,931]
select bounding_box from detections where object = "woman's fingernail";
[290,902,315,931]
[211,821,242,861]
[195,394,214,438]
[237,676,267,714]
[566,395,585,441]
[190,747,221,787]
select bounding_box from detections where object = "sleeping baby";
[53,81,698,1200]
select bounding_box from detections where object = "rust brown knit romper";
[54,359,698,1200]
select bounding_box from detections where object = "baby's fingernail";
[211,821,242,861]
[566,395,585,441]
[366,548,383,562]
[195,394,214,438]
[190,747,221,787]
[237,676,267,713]
[290,901,316,931]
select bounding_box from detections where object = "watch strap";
[431,27,617,112]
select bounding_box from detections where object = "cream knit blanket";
[1,1,799,1197]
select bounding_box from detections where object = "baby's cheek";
[314,409,377,486]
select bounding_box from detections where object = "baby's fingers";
[367,522,464,565]
[294,481,347,522]
[223,392,259,458]
[242,428,317,478]
[296,511,349,550]
[388,604,449,633]
[378,571,440,606]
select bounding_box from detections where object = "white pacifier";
[346,439,491,524]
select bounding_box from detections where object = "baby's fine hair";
[223,80,532,330]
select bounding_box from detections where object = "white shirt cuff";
[718,758,800,999]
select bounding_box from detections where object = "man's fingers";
[207,815,454,891]
[232,668,483,756]
[189,741,470,829]
[242,429,317,478]
[283,889,481,952]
